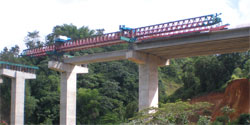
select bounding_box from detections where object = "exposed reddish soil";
[191,79,250,121]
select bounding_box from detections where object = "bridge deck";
[64,27,250,65]
[135,27,249,59]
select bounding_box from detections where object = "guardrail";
[0,61,38,74]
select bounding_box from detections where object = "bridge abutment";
[48,61,88,125]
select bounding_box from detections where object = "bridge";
[64,27,249,64]
[48,26,249,125]
[3,13,250,125]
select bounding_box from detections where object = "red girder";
[137,25,229,41]
[23,14,228,57]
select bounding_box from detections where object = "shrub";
[128,100,212,124]
[214,116,228,124]
[236,113,250,125]
[197,115,211,125]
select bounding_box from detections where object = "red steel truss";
[22,14,228,57]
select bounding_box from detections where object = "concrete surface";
[0,69,36,125]
[48,61,88,125]
[0,76,2,83]
[63,50,127,65]
[135,27,250,59]
[138,55,159,111]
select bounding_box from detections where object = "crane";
[21,13,229,57]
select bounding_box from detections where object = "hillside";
[191,79,250,121]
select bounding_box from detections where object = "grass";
[161,77,183,96]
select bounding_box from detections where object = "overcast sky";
[0,0,249,52]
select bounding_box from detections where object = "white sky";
[0,0,250,52]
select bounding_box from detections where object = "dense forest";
[0,24,249,124]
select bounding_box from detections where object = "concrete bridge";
[1,27,249,125]
[48,27,249,125]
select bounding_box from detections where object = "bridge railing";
[0,61,38,74]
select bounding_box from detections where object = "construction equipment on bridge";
[54,35,72,43]
[21,13,229,57]
[0,61,39,74]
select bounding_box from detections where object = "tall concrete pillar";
[0,69,36,125]
[139,60,159,110]
[126,51,169,111]
[48,61,88,125]
[0,76,2,83]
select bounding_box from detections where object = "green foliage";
[0,77,11,123]
[221,105,235,123]
[24,31,43,49]
[235,113,250,125]
[214,116,228,125]
[125,101,138,119]
[194,56,225,92]
[221,106,235,116]
[169,52,249,101]
[160,59,183,83]
[46,24,95,46]
[243,59,250,78]
[0,46,20,62]
[197,115,211,125]
[99,112,120,124]
[77,88,101,124]
[129,100,212,124]
[25,86,39,123]
[213,106,235,125]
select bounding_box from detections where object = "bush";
[128,100,212,124]
[212,120,223,125]
[197,115,211,125]
[214,116,228,124]
[236,114,250,125]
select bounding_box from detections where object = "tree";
[0,45,20,62]
[0,77,11,123]
[95,29,105,35]
[24,31,43,49]
[9,45,19,57]
[243,59,250,78]
[46,24,95,45]
[77,88,101,124]
[194,56,225,92]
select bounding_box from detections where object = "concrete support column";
[60,71,77,125]
[139,59,159,111]
[48,61,88,125]
[126,51,169,111]
[10,72,26,125]
[0,76,3,83]
[0,69,36,125]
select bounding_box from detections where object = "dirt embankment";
[191,79,250,121]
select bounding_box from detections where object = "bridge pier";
[48,61,88,125]
[0,69,36,125]
[138,59,159,110]
[0,76,2,83]
[126,51,169,111]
